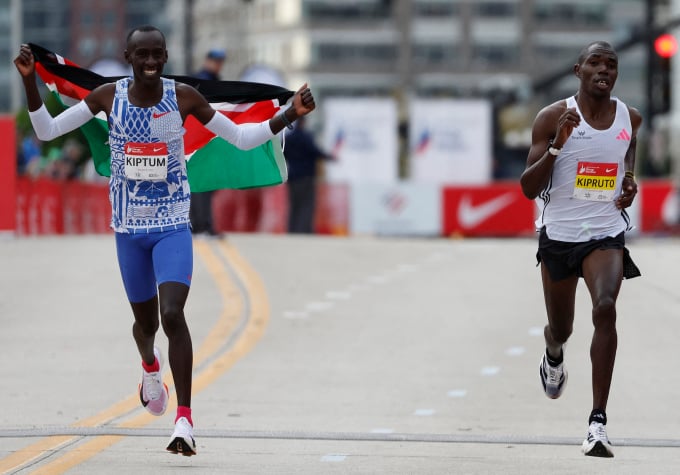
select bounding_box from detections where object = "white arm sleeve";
[28,101,95,141]
[203,111,275,150]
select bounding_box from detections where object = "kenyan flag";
[29,43,293,191]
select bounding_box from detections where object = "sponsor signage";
[323,98,399,184]
[350,182,441,236]
[442,183,535,237]
[0,116,16,233]
[15,178,110,235]
[409,99,492,185]
[638,179,678,232]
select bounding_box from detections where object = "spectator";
[189,48,227,235]
[283,115,333,233]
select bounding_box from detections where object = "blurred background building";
[2,0,679,178]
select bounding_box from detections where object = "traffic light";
[652,33,677,114]
[654,33,678,58]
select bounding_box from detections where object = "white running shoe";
[582,421,614,457]
[167,417,197,456]
[138,346,169,416]
[539,349,568,399]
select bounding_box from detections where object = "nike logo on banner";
[605,168,616,173]
[153,111,171,119]
[458,193,516,228]
[616,129,630,140]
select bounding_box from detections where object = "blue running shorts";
[115,228,193,303]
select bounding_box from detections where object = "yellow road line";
[0,239,267,474]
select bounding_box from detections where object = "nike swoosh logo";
[458,193,516,228]
[153,147,165,153]
[153,111,171,119]
[606,168,616,173]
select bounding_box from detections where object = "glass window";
[413,1,459,17]
[313,42,397,64]
[473,1,518,18]
[81,12,94,28]
[472,43,519,66]
[412,43,460,65]
[303,0,392,21]
[79,37,97,58]
[103,11,117,28]
[534,1,606,26]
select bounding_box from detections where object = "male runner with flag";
[14,25,316,456]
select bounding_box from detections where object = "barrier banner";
[16,178,110,235]
[638,179,678,232]
[350,182,441,236]
[315,182,349,235]
[442,182,535,237]
[410,99,492,185]
[323,98,398,184]
[0,116,17,233]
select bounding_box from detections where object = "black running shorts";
[536,227,641,281]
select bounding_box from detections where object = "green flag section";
[186,137,288,191]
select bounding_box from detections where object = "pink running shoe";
[138,346,169,416]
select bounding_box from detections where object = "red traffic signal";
[654,33,678,58]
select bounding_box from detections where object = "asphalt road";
[1,234,679,474]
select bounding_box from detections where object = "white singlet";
[535,96,633,242]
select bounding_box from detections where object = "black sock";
[545,347,563,366]
[589,409,607,425]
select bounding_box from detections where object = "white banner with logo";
[409,98,492,184]
[349,182,441,236]
[323,98,398,184]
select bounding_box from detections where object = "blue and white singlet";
[108,77,190,233]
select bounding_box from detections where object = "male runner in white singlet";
[14,25,316,456]
[520,41,641,458]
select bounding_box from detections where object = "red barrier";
[315,183,349,235]
[15,177,110,235]
[639,179,678,233]
[212,182,349,235]
[13,177,678,236]
[442,182,535,237]
[0,116,17,233]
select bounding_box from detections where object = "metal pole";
[10,0,23,112]
[670,0,680,195]
[646,0,656,126]
[185,0,194,74]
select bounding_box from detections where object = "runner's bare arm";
[14,44,46,112]
[615,107,642,209]
[520,102,574,199]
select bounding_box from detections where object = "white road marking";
[414,408,436,416]
[481,366,500,376]
[282,311,308,319]
[305,301,334,312]
[447,389,467,398]
[326,291,351,300]
[321,454,347,462]
[506,346,526,356]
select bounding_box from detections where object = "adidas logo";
[616,129,630,140]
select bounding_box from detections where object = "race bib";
[124,142,168,180]
[573,162,618,202]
